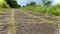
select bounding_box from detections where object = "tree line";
[0,0,60,8]
[26,0,52,7]
[0,0,21,8]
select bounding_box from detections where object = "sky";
[16,0,60,6]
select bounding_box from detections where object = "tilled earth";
[0,9,12,34]
[0,9,60,34]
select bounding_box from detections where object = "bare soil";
[0,9,60,34]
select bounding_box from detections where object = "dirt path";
[0,9,60,34]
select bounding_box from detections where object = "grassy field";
[21,5,60,16]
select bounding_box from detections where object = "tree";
[0,0,9,8]
[5,0,21,8]
[27,2,36,6]
[41,0,51,6]
[45,1,51,6]
[55,3,60,9]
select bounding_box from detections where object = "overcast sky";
[16,0,60,6]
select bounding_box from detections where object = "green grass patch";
[21,5,60,16]
[0,8,8,13]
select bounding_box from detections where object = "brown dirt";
[0,9,60,34]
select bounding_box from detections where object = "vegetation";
[21,4,60,16]
[20,0,60,16]
[0,0,9,8]
[0,0,60,16]
[0,0,21,8]
[41,0,52,6]
[27,2,37,6]
[5,0,21,8]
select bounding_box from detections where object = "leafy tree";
[27,2,36,6]
[5,0,21,8]
[23,5,26,7]
[45,1,51,6]
[0,0,9,8]
[41,0,52,6]
[55,4,60,9]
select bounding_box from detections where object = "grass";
[20,5,60,26]
[21,5,60,16]
[8,9,16,34]
[22,10,60,26]
[0,8,7,12]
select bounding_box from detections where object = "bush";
[21,4,60,16]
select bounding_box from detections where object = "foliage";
[21,4,60,16]
[41,0,52,6]
[0,0,21,8]
[0,0,9,8]
[27,2,37,6]
[5,0,21,8]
